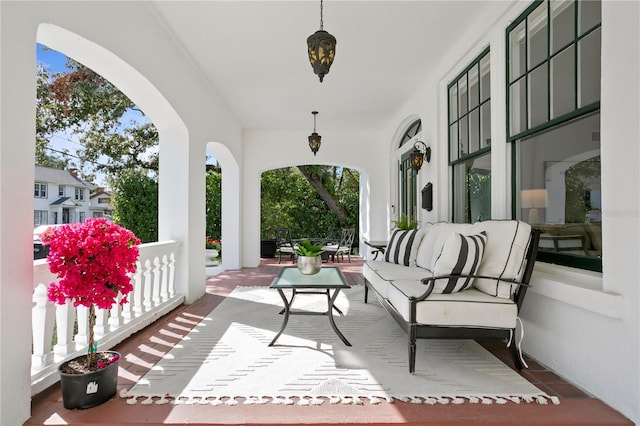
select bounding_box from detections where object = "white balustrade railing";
[31,240,184,396]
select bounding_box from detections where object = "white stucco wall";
[0,2,243,423]
[241,128,389,267]
[386,1,640,423]
[1,0,638,424]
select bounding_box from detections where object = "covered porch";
[26,259,632,425]
[0,1,638,425]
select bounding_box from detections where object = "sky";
[36,43,217,188]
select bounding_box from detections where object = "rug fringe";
[120,393,560,406]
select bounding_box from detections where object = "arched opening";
[259,164,361,261]
[205,141,241,272]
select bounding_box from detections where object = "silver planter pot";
[297,256,322,275]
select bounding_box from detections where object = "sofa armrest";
[415,274,531,302]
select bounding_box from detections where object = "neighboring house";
[33,165,94,226]
[89,186,114,220]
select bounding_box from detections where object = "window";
[508,0,601,272]
[75,188,84,201]
[448,48,491,222]
[79,212,85,222]
[399,120,422,148]
[398,119,421,222]
[34,182,47,198]
[58,185,65,197]
[34,210,48,226]
[98,197,109,204]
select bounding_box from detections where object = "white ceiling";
[150,1,493,132]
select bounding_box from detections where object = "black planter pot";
[260,239,277,258]
[59,351,120,409]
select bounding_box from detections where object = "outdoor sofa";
[363,220,540,373]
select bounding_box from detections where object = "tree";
[260,166,359,243]
[36,56,157,181]
[206,169,222,240]
[112,171,158,243]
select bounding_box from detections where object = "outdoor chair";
[275,228,297,264]
[322,228,355,263]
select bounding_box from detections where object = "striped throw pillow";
[431,232,487,293]
[384,229,422,266]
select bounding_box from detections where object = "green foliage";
[36,56,158,181]
[205,169,222,240]
[392,214,418,230]
[112,171,158,243]
[260,166,359,242]
[565,157,601,223]
[295,239,324,257]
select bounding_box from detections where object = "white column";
[0,6,38,423]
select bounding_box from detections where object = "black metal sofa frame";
[364,229,541,373]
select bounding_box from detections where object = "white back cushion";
[471,220,532,298]
[415,222,474,270]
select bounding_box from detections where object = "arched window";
[397,119,421,223]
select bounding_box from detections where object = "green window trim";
[448,48,491,223]
[507,0,602,273]
[506,0,602,141]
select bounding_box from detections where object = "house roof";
[49,196,81,207]
[34,165,94,188]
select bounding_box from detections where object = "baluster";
[121,269,135,323]
[94,306,109,338]
[109,293,124,329]
[168,252,176,298]
[75,305,89,346]
[160,254,169,302]
[151,256,161,307]
[54,300,76,357]
[143,259,152,311]
[31,284,55,370]
[132,259,144,317]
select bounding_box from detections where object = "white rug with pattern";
[122,285,558,406]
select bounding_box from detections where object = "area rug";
[122,285,558,406]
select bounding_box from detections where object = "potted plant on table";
[295,239,324,275]
[42,217,141,409]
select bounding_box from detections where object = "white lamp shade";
[521,189,549,209]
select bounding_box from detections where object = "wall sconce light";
[308,111,322,156]
[307,0,336,82]
[410,140,431,171]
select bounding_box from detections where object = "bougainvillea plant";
[205,237,221,251]
[43,218,141,370]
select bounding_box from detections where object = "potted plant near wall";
[205,237,221,265]
[42,218,141,409]
[295,239,324,275]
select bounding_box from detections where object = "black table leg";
[328,289,351,346]
[269,288,290,346]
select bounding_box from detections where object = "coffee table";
[269,267,351,346]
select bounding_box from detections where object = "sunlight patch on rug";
[122,285,558,406]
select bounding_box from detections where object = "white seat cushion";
[363,261,432,299]
[386,280,517,329]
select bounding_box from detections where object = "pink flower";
[43,218,141,351]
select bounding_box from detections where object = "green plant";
[392,214,418,230]
[295,239,324,257]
